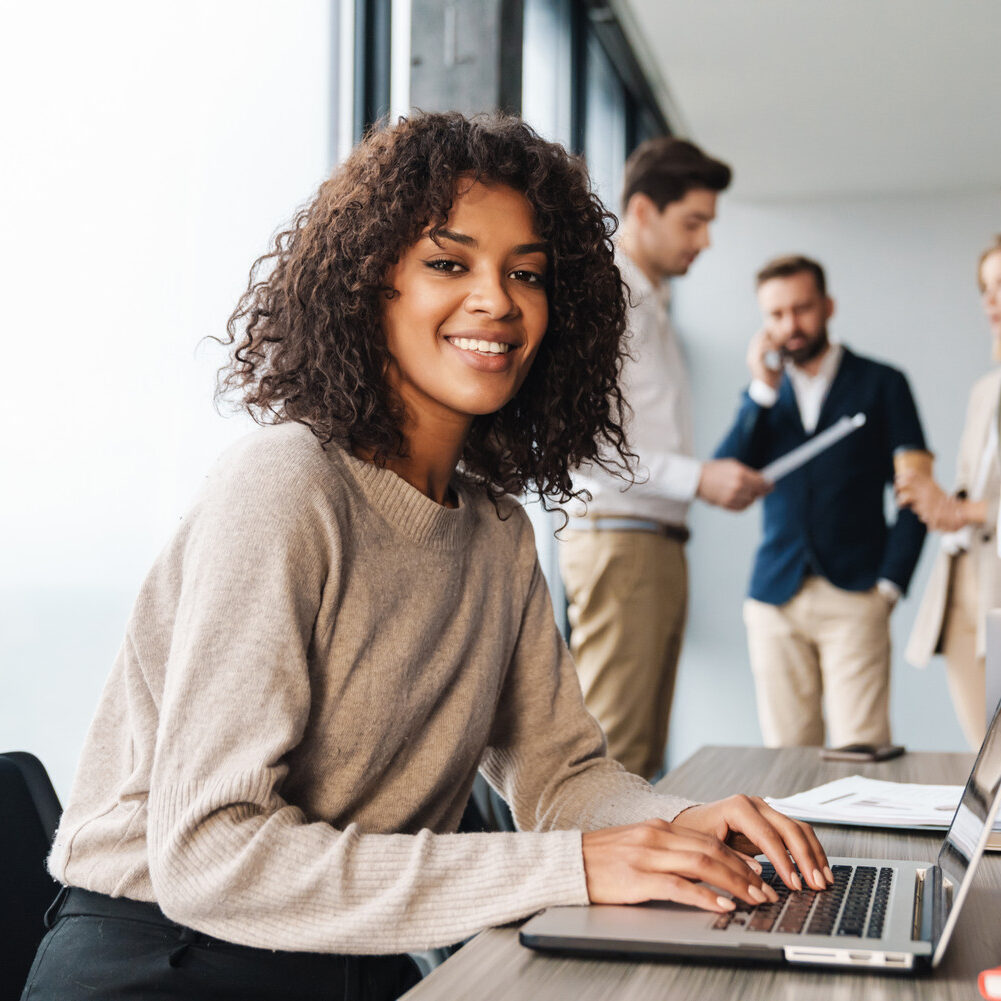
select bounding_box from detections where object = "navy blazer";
[714,347,927,605]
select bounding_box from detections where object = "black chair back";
[0,752,62,1001]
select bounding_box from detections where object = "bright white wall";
[668,188,1001,766]
[0,1,333,800]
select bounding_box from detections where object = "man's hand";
[747,327,782,389]
[697,459,770,511]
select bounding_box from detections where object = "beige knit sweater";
[49,423,694,953]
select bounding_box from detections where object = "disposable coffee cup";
[893,447,934,477]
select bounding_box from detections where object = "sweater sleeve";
[145,444,591,954]
[479,537,697,832]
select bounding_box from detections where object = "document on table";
[761,412,866,484]
[766,774,1001,832]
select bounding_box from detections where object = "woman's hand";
[895,471,971,532]
[581,817,785,913]
[673,795,832,893]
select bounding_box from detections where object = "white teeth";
[450,337,510,354]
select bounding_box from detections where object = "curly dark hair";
[219,111,632,507]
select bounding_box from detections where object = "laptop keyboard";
[711,863,894,939]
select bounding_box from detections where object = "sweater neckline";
[329,442,477,549]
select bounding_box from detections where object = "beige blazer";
[906,368,1001,666]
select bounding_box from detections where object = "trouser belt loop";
[43,884,69,929]
[168,927,200,968]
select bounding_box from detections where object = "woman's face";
[381,180,549,433]
[981,250,1001,349]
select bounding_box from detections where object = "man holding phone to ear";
[715,254,927,749]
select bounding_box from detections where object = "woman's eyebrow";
[430,230,547,257]
[433,228,476,247]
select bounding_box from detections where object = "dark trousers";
[20,887,422,1001]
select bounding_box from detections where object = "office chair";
[0,752,62,1001]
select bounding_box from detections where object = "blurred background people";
[900,235,1001,748]
[715,255,927,748]
[560,138,768,781]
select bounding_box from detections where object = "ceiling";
[617,0,1001,200]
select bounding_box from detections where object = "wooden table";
[402,745,1001,1000]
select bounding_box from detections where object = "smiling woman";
[24,113,829,1001]
[219,112,630,512]
[380,180,550,498]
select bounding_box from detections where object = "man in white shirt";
[715,255,927,747]
[560,138,768,780]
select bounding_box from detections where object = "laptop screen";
[933,699,1001,962]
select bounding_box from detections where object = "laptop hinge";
[912,865,947,945]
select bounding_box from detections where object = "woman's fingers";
[581,819,779,909]
[728,797,831,891]
[674,796,832,892]
[638,873,737,914]
[647,848,779,906]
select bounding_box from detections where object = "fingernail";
[745,857,763,875]
[790,872,802,891]
[812,868,825,889]
[717,896,736,911]
[748,884,768,903]
[824,866,834,884]
[764,883,779,903]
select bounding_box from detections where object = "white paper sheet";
[766,774,1001,832]
[761,412,866,484]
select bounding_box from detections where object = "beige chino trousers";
[559,529,687,780]
[743,576,893,748]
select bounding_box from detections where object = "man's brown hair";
[756,254,827,297]
[621,137,731,211]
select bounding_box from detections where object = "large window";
[521,0,574,147]
[521,0,670,629]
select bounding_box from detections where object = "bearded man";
[715,254,927,748]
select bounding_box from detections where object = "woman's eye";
[426,258,464,273]
[511,269,544,286]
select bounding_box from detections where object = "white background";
[1,1,333,798]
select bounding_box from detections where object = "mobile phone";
[818,743,906,763]
[763,348,782,373]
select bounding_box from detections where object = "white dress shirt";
[747,342,843,433]
[568,250,701,526]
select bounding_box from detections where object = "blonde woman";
[900,236,1001,748]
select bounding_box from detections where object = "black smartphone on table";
[818,743,906,762]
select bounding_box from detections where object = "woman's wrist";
[961,498,988,526]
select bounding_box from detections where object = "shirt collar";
[787,340,843,386]
[615,247,671,309]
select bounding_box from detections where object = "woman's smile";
[381,178,549,431]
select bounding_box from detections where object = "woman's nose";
[464,273,517,319]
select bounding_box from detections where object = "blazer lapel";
[973,369,1001,461]
[777,374,805,436]
[814,346,855,434]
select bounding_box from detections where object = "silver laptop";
[520,699,1001,973]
